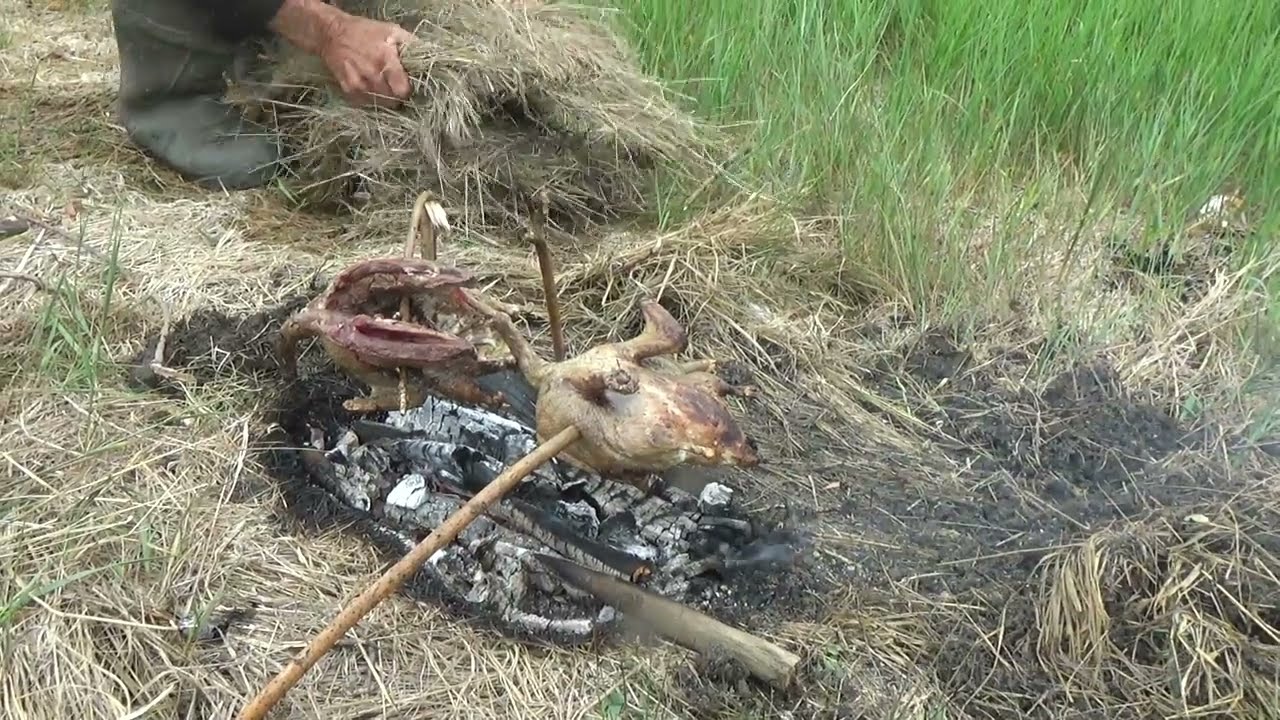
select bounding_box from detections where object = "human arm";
[203,0,414,107]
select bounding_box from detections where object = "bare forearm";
[195,0,416,107]
[267,0,346,55]
[184,0,343,51]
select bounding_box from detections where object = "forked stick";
[236,426,582,720]
[398,191,448,323]
[527,191,566,362]
[394,191,449,410]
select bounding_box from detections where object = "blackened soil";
[836,328,1280,719]
[1104,230,1240,306]
[124,296,309,392]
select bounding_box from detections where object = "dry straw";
[232,0,720,233]
[1035,506,1280,717]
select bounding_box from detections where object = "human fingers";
[385,28,414,99]
[355,41,410,101]
[340,59,387,107]
[356,62,409,108]
[334,61,365,103]
[383,54,412,100]
[364,53,407,104]
[388,24,414,45]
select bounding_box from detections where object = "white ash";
[301,393,781,641]
[699,482,733,511]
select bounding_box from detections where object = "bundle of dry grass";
[1035,505,1280,717]
[233,0,719,233]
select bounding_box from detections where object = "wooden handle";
[237,425,582,720]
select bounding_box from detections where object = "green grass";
[598,0,1280,319]
[30,210,126,392]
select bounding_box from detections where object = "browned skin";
[462,290,761,479]
[456,203,760,479]
[279,257,514,413]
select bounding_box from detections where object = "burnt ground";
[6,5,1275,718]
[126,295,834,644]
[832,329,1280,719]
[126,299,1280,720]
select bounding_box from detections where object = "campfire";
[296,386,799,641]
[239,194,805,718]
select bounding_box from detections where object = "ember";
[297,385,804,641]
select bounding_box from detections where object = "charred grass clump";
[1034,509,1280,718]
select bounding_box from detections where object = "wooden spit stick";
[526,191,566,362]
[535,552,802,689]
[236,425,582,720]
[398,191,443,324]
[395,192,446,411]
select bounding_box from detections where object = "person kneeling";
[109,0,413,190]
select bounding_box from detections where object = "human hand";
[317,14,415,108]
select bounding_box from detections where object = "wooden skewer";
[398,191,444,323]
[236,425,582,720]
[527,191,566,362]
[396,192,447,412]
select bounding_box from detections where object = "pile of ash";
[294,389,809,642]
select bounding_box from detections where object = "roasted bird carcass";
[458,203,760,485]
[278,256,515,413]
[470,295,760,480]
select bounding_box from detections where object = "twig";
[528,191,566,362]
[236,425,583,720]
[0,271,45,291]
[8,210,141,284]
[11,211,85,248]
[146,301,197,385]
[399,190,445,322]
[396,191,449,411]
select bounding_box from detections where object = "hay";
[234,0,719,232]
[1035,506,1280,717]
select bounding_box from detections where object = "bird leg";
[458,288,551,386]
[613,300,689,362]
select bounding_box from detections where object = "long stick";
[395,193,445,411]
[535,553,801,689]
[527,192,566,362]
[237,425,582,720]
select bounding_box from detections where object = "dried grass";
[0,385,651,719]
[1,160,929,719]
[232,0,719,232]
[1035,504,1280,718]
[4,4,1279,719]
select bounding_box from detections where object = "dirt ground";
[3,5,1279,720]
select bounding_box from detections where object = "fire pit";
[290,373,808,643]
